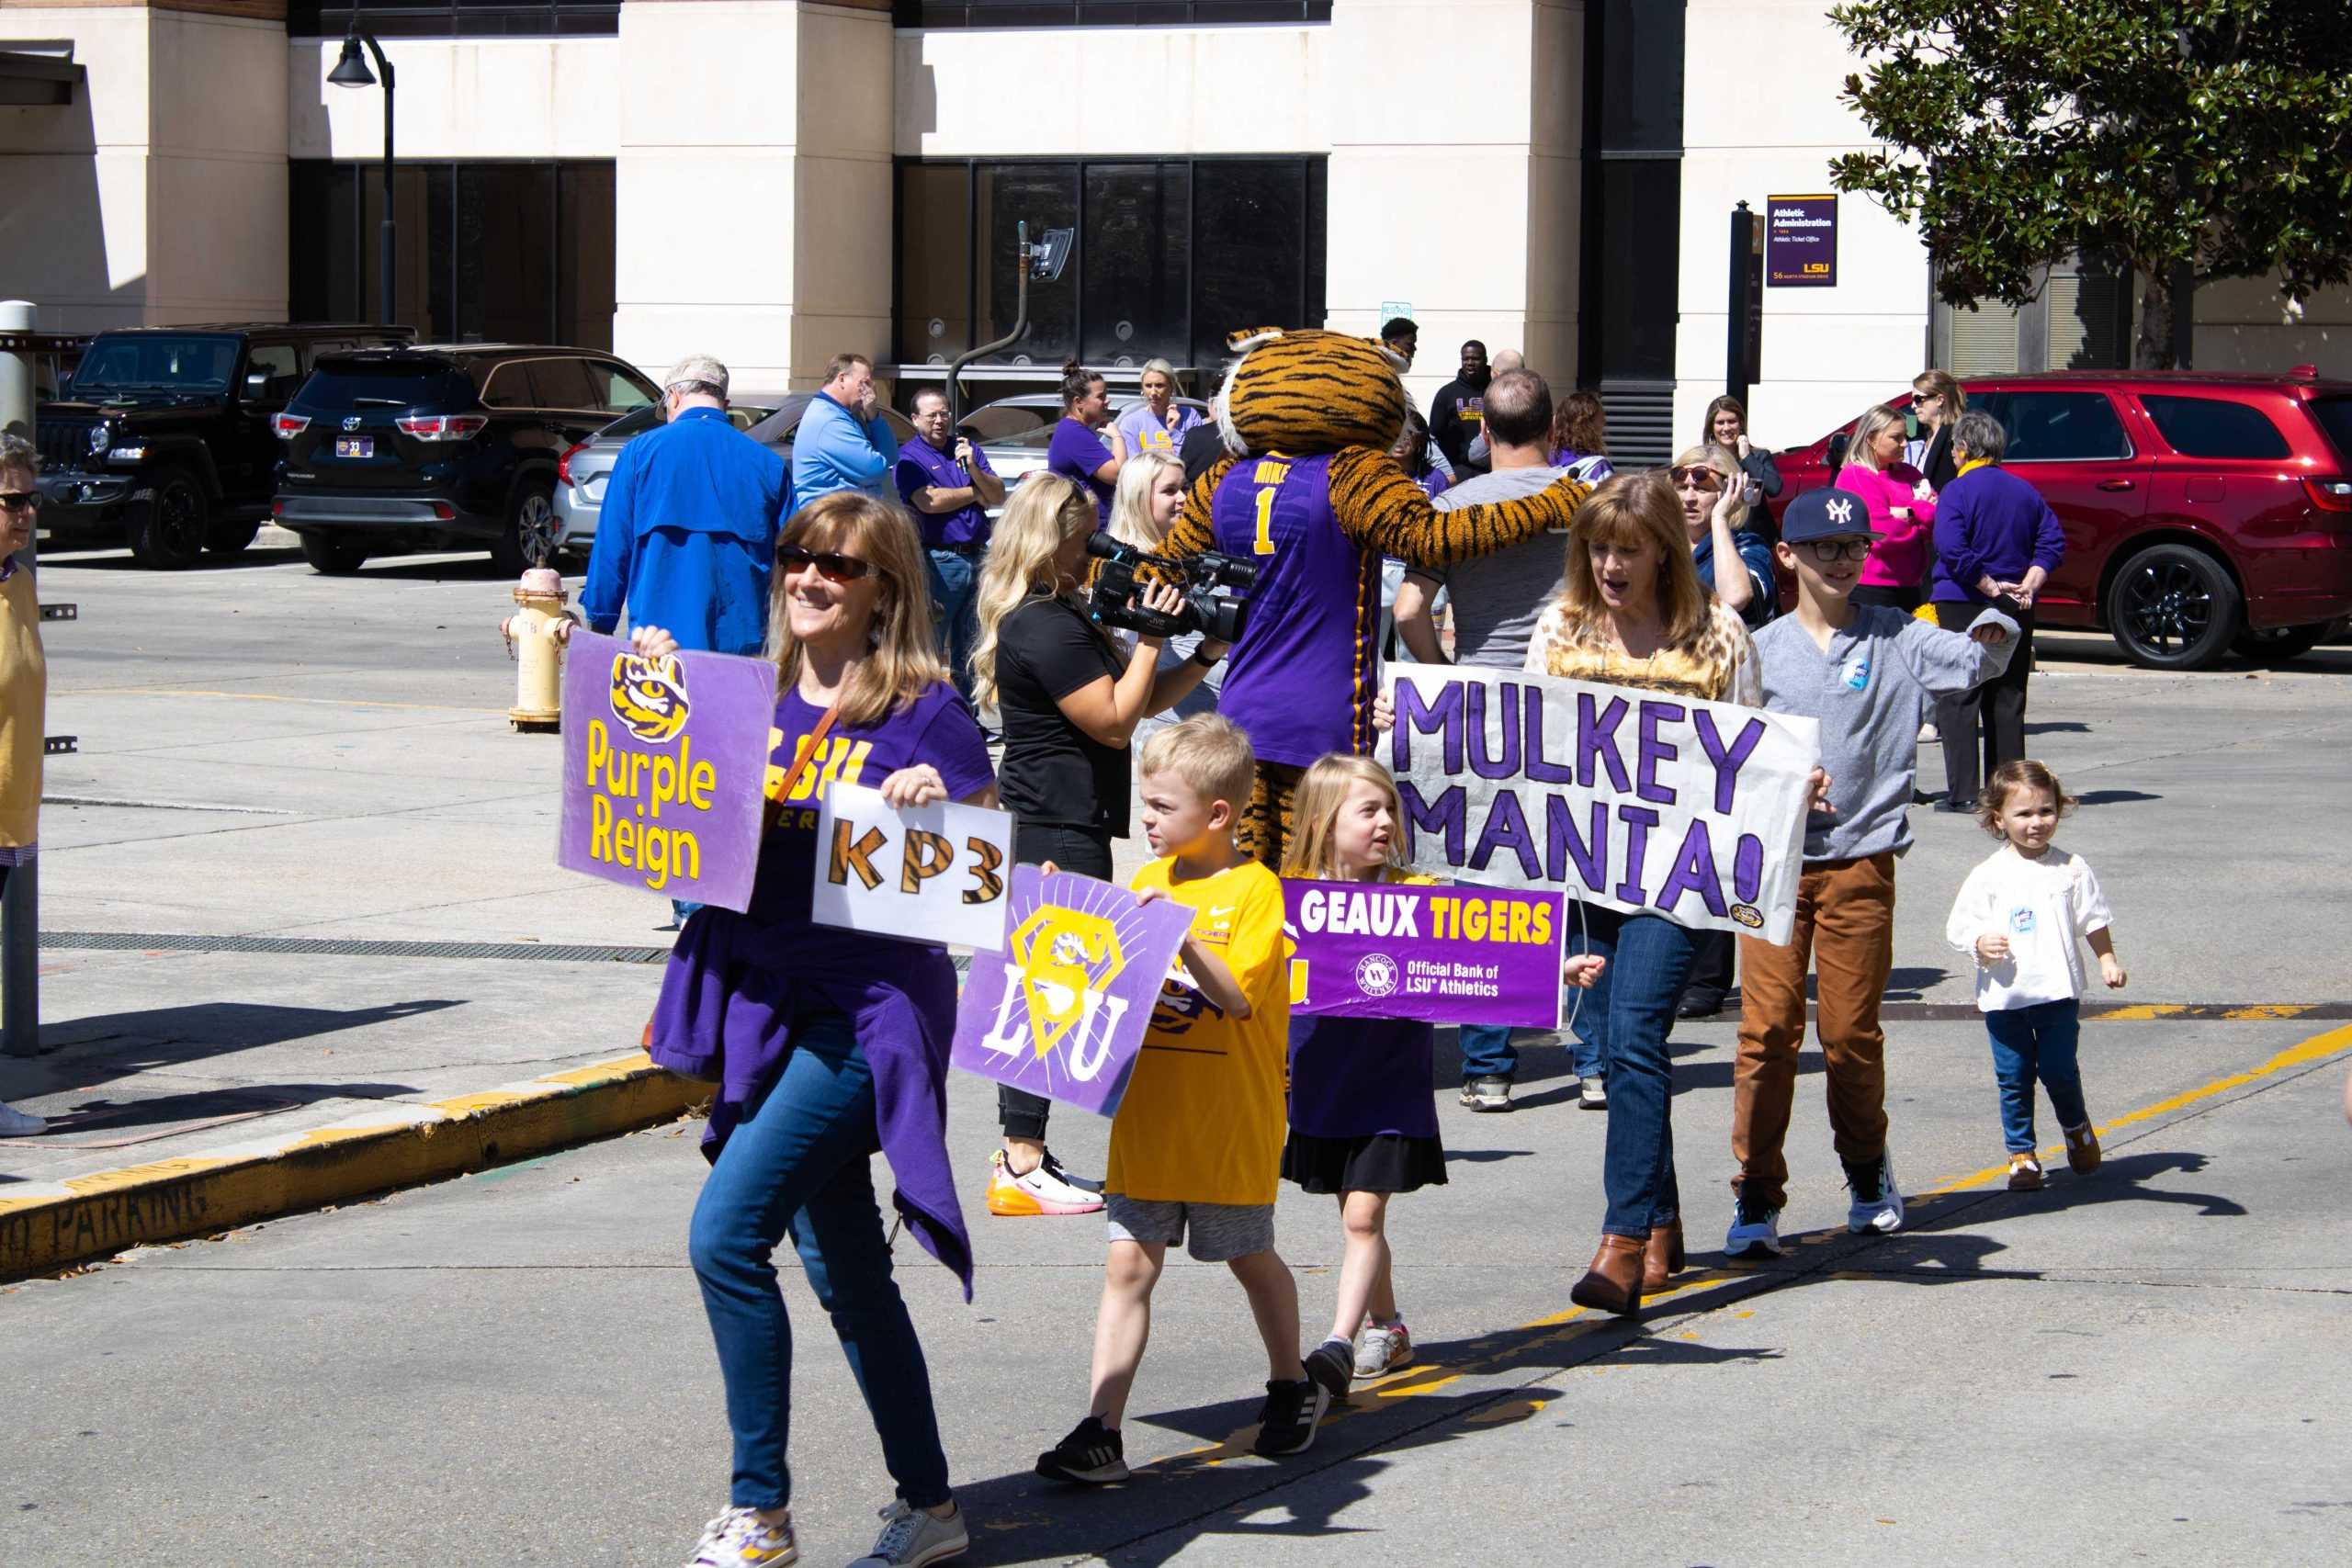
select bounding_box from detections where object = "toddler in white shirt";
[1945,761,2128,1190]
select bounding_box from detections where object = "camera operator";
[1104,451,1224,742]
[967,473,1224,1215]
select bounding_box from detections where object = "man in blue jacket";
[792,352,899,503]
[580,354,790,659]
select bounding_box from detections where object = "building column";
[614,0,894,391]
[1321,0,1583,404]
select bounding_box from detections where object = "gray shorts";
[1102,1194,1275,1263]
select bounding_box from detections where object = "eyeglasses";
[777,544,874,582]
[1796,538,1873,562]
[1666,466,1723,491]
[0,491,40,514]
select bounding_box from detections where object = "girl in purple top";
[1282,756,1602,1404]
[644,491,992,1568]
[1045,359,1125,520]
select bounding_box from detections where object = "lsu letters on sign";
[1385,665,1818,942]
[808,781,1014,953]
[558,631,776,911]
[949,867,1195,1118]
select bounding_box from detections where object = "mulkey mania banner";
[558,631,777,912]
[1384,667,1818,942]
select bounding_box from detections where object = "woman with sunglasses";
[644,491,991,1568]
[967,474,1219,1216]
[0,435,48,1137]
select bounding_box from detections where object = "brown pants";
[1732,852,1896,1212]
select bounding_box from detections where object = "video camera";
[1085,532,1259,645]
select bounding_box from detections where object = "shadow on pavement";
[21,998,466,1089]
[36,547,306,572]
[2076,788,2162,806]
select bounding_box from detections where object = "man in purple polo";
[896,388,1006,704]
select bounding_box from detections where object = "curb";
[0,1053,707,1280]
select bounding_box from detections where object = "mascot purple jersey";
[1211,452,1378,767]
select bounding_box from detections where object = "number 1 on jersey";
[1252,485,1277,556]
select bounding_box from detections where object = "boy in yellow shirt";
[1035,716,1317,1485]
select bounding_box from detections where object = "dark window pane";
[1192,160,1307,369]
[1080,162,1189,366]
[478,361,537,409]
[354,164,439,334]
[526,357,599,410]
[1593,0,1684,152]
[977,164,1079,366]
[2312,396,2352,464]
[895,1,1329,22]
[290,4,621,38]
[1998,391,2132,462]
[1587,161,1680,379]
[898,164,974,365]
[2139,394,2290,459]
[587,360,658,412]
[298,365,471,412]
[288,162,355,322]
[558,163,616,352]
[458,164,558,344]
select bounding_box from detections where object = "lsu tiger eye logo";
[609,652,690,744]
[1007,907,1128,1062]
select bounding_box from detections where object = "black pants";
[1683,928,1736,1000]
[1849,584,1922,614]
[1933,598,2034,803]
[997,820,1115,1144]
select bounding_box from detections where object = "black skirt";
[1281,1131,1449,1195]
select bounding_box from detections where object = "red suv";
[1772,370,2352,669]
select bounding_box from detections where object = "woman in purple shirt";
[643,491,993,1568]
[1045,359,1125,520]
[1928,408,2065,812]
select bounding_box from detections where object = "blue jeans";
[1984,998,2086,1153]
[1457,1021,1604,1085]
[1578,903,1700,1238]
[925,549,981,704]
[686,1009,951,1511]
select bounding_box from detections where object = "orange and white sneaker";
[2064,1122,2102,1175]
[2006,1153,2044,1191]
[985,1146,1104,1216]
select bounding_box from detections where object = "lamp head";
[328,35,376,88]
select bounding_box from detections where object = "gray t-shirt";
[1752,604,2018,863]
[1410,466,1571,669]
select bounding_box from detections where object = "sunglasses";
[0,491,40,514]
[777,544,874,582]
[1666,466,1723,491]
[1796,538,1873,562]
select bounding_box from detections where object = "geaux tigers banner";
[558,631,778,912]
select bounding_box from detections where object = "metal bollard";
[2,299,36,1056]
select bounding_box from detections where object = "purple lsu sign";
[557,630,777,913]
[949,866,1196,1118]
[1285,878,1568,1029]
[1766,194,1838,288]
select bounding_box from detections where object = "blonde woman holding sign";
[641,491,995,1568]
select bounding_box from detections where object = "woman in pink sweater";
[1836,403,1939,612]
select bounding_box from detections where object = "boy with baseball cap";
[1727,486,2017,1257]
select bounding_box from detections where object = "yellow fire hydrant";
[501,567,578,733]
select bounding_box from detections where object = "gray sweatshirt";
[1751,604,2018,863]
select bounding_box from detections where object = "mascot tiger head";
[608,650,691,744]
[1213,327,1409,461]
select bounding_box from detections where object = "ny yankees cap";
[1779,486,1881,544]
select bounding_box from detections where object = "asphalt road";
[6,539,2351,1566]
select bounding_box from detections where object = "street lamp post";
[328,23,396,326]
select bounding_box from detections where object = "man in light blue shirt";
[581,354,789,658]
[791,352,899,502]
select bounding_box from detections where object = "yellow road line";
[58,686,506,716]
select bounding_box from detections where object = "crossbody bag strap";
[763,703,842,832]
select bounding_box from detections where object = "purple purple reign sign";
[950,866,1196,1119]
[557,629,777,913]
[1285,878,1567,1029]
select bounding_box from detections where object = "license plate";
[334,436,374,458]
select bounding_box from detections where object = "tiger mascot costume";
[1158,327,1593,867]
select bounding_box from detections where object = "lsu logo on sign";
[609,652,690,744]
[978,906,1134,1083]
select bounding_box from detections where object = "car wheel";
[129,470,209,570]
[2107,542,2243,671]
[299,533,369,575]
[2230,620,2335,665]
[204,521,261,556]
[494,479,558,577]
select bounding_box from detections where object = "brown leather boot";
[1570,1233,1646,1315]
[1642,1221,1686,1292]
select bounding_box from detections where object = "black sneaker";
[1675,987,1725,1019]
[1251,1377,1331,1457]
[1035,1415,1129,1484]
[1303,1338,1353,1404]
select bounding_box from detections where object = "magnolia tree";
[1827,1,2352,367]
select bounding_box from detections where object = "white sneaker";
[1577,1076,1607,1111]
[1459,1077,1513,1112]
[1724,1191,1784,1258]
[683,1506,797,1568]
[849,1500,968,1567]
[984,1146,1102,1216]
[0,1100,45,1137]
[1844,1149,1905,1235]
[1354,1317,1413,1378]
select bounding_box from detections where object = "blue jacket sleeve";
[2031,493,2066,573]
[1934,477,1985,598]
[581,440,639,633]
[1734,530,1778,626]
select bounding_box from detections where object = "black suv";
[34,323,413,569]
[273,345,662,575]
